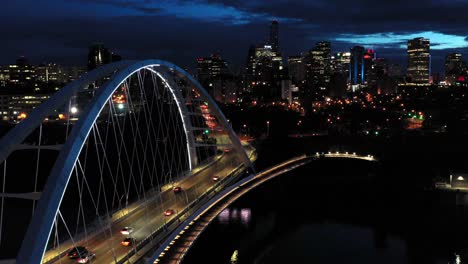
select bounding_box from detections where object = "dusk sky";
[2,0,468,73]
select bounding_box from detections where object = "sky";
[2,0,468,73]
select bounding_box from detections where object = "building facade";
[350,46,365,85]
[407,37,430,84]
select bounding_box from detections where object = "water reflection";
[218,208,252,226]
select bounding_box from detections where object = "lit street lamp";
[266,121,270,137]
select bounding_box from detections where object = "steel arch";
[11,60,250,263]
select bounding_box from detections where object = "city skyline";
[2,0,468,73]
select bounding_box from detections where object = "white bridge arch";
[0,60,251,263]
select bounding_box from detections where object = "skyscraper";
[245,44,284,100]
[88,43,112,71]
[350,46,365,85]
[363,49,376,84]
[269,21,279,52]
[288,56,307,86]
[445,53,465,85]
[331,52,351,77]
[196,53,229,87]
[306,41,331,89]
[407,37,430,84]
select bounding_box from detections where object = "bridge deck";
[152,152,377,264]
[153,155,312,264]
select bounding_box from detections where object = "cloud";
[2,0,468,73]
[71,0,300,25]
[334,31,468,50]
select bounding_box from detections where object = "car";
[76,252,95,263]
[173,186,182,193]
[121,237,136,246]
[164,209,175,216]
[120,226,134,236]
[212,176,220,181]
[224,148,231,153]
[67,246,88,259]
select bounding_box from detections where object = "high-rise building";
[211,76,240,104]
[269,21,279,52]
[196,53,229,88]
[87,43,112,71]
[1,57,37,90]
[288,56,307,86]
[445,53,465,85]
[306,41,331,90]
[331,52,351,77]
[367,57,388,88]
[63,66,86,83]
[196,53,235,103]
[350,46,365,85]
[407,37,430,84]
[36,63,66,84]
[245,44,284,100]
[363,49,376,84]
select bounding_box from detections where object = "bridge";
[149,152,377,264]
[0,58,377,264]
[0,60,255,264]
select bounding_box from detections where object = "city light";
[70,106,78,114]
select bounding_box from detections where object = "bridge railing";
[117,163,248,264]
[150,154,311,264]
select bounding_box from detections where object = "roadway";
[42,146,250,264]
[152,155,311,264]
[151,152,377,264]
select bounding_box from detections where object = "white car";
[120,226,134,236]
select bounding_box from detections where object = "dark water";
[183,159,468,264]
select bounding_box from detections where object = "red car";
[173,186,182,193]
[164,209,175,216]
[121,237,135,246]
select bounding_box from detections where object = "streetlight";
[266,121,270,137]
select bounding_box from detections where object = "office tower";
[445,53,465,85]
[87,43,112,71]
[331,52,351,77]
[245,44,283,100]
[269,20,279,52]
[350,46,365,85]
[306,41,331,90]
[288,56,307,86]
[36,63,66,84]
[196,53,229,87]
[407,37,430,84]
[363,49,376,83]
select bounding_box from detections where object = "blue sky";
[2,0,468,73]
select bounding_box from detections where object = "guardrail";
[149,155,310,264]
[117,164,248,264]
